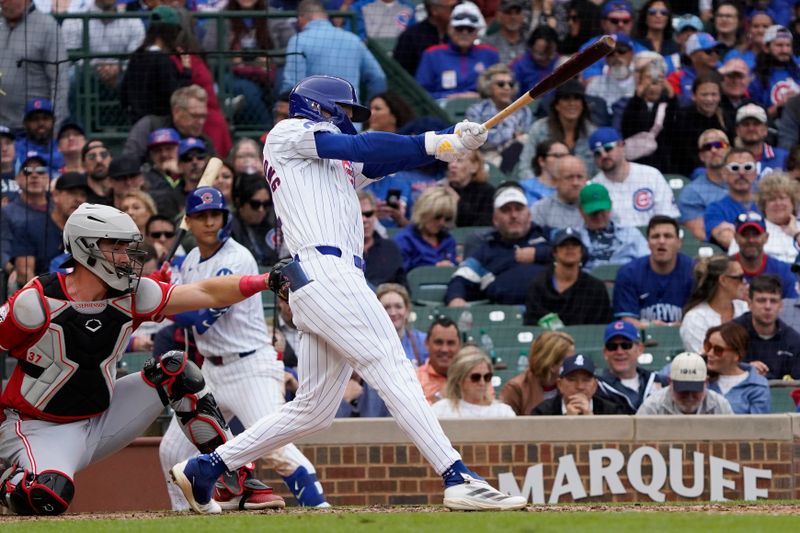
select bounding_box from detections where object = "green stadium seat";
[120,351,152,373]
[484,162,509,186]
[450,226,492,246]
[561,324,607,362]
[664,173,690,193]
[769,386,797,413]
[589,263,622,282]
[470,324,540,351]
[444,97,480,123]
[407,266,457,306]
[370,36,397,56]
[680,231,724,259]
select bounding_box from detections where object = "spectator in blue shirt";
[704,148,760,248]
[748,24,800,118]
[446,184,552,306]
[14,98,63,176]
[510,26,560,99]
[732,211,799,298]
[280,0,387,100]
[704,321,771,414]
[394,186,457,272]
[415,3,500,101]
[677,128,730,241]
[613,215,695,328]
[733,104,788,178]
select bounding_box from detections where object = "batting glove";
[454,120,488,150]
[424,132,468,162]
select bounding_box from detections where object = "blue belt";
[205,349,256,366]
[295,245,365,271]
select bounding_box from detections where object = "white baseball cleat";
[170,460,222,514]
[443,473,528,511]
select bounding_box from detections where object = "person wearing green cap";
[120,5,192,123]
[575,182,649,271]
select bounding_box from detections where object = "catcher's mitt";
[267,258,292,301]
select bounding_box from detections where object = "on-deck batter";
[171,75,527,512]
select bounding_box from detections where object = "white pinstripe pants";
[216,253,462,475]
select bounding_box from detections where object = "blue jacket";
[445,224,552,305]
[15,135,63,175]
[415,42,500,99]
[510,52,557,98]
[393,224,457,272]
[598,366,667,414]
[707,364,771,414]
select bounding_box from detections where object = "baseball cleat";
[213,468,286,511]
[443,473,528,511]
[170,459,222,514]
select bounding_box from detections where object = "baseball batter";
[159,186,327,510]
[0,204,277,515]
[172,75,527,512]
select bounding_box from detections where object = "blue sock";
[442,460,484,487]
[197,452,228,479]
[282,466,327,506]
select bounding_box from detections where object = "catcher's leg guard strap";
[1,467,74,516]
[143,350,231,453]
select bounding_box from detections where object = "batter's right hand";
[424,132,468,162]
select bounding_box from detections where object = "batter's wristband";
[239,274,268,297]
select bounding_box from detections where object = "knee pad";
[143,350,231,453]
[1,466,74,516]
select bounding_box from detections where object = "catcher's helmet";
[289,75,370,135]
[185,186,232,243]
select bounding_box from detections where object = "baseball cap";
[735,211,766,234]
[108,155,141,179]
[674,14,703,33]
[499,0,526,11]
[554,79,585,99]
[179,137,208,158]
[579,183,612,214]
[719,57,749,77]
[493,186,528,209]
[20,149,49,167]
[55,172,91,193]
[736,103,768,124]
[450,3,484,29]
[57,121,85,140]
[552,227,583,247]
[588,127,622,153]
[24,98,54,118]
[151,5,181,27]
[148,128,181,149]
[560,353,596,377]
[81,139,109,159]
[685,32,721,56]
[612,32,634,51]
[601,0,633,18]
[764,24,792,44]
[0,125,13,140]
[669,352,707,392]
[604,320,639,344]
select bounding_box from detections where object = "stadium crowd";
[4,0,800,422]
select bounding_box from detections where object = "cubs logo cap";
[603,320,639,343]
[685,32,721,56]
[588,127,621,152]
[179,137,208,157]
[669,352,707,392]
[148,128,181,148]
[24,98,54,117]
[560,354,596,377]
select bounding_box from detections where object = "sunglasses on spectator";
[606,16,632,25]
[494,80,516,88]
[605,341,633,351]
[247,199,271,210]
[647,7,670,15]
[181,153,208,162]
[705,343,731,356]
[593,141,619,156]
[362,210,375,217]
[699,140,729,152]
[453,26,478,33]
[149,231,176,239]
[469,372,494,383]
[85,150,110,161]
[726,162,756,173]
[23,166,48,175]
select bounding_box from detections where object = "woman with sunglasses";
[680,255,749,353]
[466,64,533,169]
[145,214,185,265]
[231,174,278,267]
[559,0,602,54]
[393,186,458,272]
[633,0,678,56]
[704,322,770,413]
[431,346,516,418]
[500,330,575,415]
[445,150,495,227]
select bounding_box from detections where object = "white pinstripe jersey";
[263,118,375,256]
[177,238,268,356]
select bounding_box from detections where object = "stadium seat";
[450,225,492,246]
[385,226,402,239]
[470,324,540,351]
[120,351,152,373]
[561,324,607,362]
[680,231,724,259]
[444,97,480,123]
[769,386,797,413]
[407,266,457,306]
[484,162,509,186]
[664,173,690,193]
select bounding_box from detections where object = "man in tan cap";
[733,103,788,178]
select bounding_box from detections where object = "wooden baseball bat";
[482,35,617,130]
[163,157,223,263]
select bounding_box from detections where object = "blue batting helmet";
[289,75,370,135]
[185,186,232,243]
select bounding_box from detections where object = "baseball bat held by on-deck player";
[163,156,223,263]
[482,35,617,130]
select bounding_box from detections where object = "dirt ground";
[1,503,799,522]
